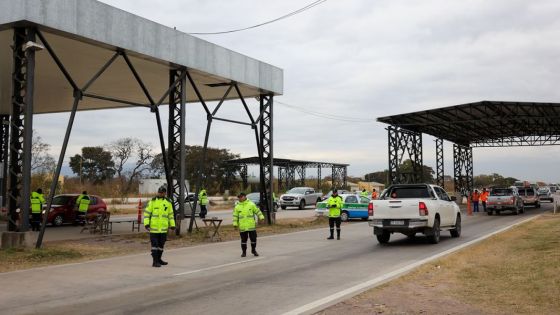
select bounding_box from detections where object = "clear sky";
[33,0,560,183]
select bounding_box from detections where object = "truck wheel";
[450,214,461,237]
[520,206,525,213]
[487,210,493,216]
[298,200,306,210]
[513,207,519,215]
[427,218,440,244]
[536,202,540,209]
[376,231,390,244]
[340,211,349,222]
[281,205,287,210]
[53,215,64,227]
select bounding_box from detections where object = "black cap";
[238,192,246,197]
[158,186,167,193]
[332,189,338,194]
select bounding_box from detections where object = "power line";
[276,100,374,123]
[188,0,327,35]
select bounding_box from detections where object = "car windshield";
[389,186,431,199]
[518,189,535,196]
[246,193,260,202]
[538,188,548,193]
[491,189,512,196]
[52,195,73,205]
[287,188,307,194]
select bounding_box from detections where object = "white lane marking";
[173,257,263,276]
[283,215,540,315]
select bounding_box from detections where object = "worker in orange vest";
[371,189,378,200]
[480,188,489,213]
[471,189,480,213]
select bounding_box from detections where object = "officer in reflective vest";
[198,188,209,219]
[327,189,344,240]
[75,191,90,224]
[233,192,264,257]
[360,189,369,198]
[144,186,176,267]
[371,189,378,200]
[30,188,45,231]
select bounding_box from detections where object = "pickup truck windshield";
[287,188,308,194]
[517,188,534,196]
[490,189,513,196]
[388,186,432,199]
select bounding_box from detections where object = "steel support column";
[317,167,321,190]
[259,95,274,224]
[287,165,296,189]
[453,143,473,195]
[240,164,248,189]
[168,69,187,234]
[387,126,423,185]
[0,115,9,209]
[436,138,444,188]
[295,165,306,187]
[278,167,286,192]
[8,28,36,231]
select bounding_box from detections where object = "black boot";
[327,229,334,239]
[158,251,168,266]
[251,243,259,256]
[336,229,341,240]
[241,243,247,257]
[151,251,161,267]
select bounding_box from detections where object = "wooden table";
[202,218,223,242]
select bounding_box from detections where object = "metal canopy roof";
[226,157,349,168]
[377,101,560,147]
[0,0,283,114]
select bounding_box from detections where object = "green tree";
[150,145,240,194]
[107,138,153,197]
[69,147,115,184]
[364,159,434,185]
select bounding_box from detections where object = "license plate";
[496,206,502,209]
[390,220,405,225]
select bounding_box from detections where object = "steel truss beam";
[331,165,347,190]
[453,143,473,195]
[168,69,187,234]
[0,115,9,209]
[471,135,560,147]
[387,126,423,185]
[436,138,444,187]
[295,165,306,186]
[278,167,286,192]
[259,95,274,223]
[8,28,36,231]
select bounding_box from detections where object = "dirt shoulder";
[317,213,560,315]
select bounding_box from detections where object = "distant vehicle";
[279,187,323,210]
[549,185,558,194]
[246,192,279,211]
[368,184,461,244]
[45,194,108,226]
[315,193,370,221]
[537,187,554,202]
[486,187,524,215]
[517,187,540,208]
[183,192,200,217]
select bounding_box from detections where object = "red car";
[45,194,108,226]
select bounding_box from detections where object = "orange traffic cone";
[467,195,473,216]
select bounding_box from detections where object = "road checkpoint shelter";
[377,101,560,194]
[0,0,283,243]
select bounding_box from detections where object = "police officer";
[371,189,378,200]
[233,192,264,257]
[326,189,343,240]
[30,188,45,231]
[144,186,175,267]
[360,189,369,198]
[198,188,208,219]
[75,191,90,224]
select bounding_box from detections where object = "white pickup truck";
[279,187,323,210]
[368,184,461,244]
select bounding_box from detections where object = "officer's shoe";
[337,236,340,240]
[241,252,246,257]
[159,260,168,266]
[152,261,161,268]
[327,236,334,240]
[252,250,259,257]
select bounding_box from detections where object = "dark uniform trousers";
[150,233,167,258]
[31,213,41,231]
[328,217,341,238]
[239,230,257,253]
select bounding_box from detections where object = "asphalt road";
[0,201,554,315]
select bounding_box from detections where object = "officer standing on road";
[75,191,90,224]
[233,192,264,257]
[144,186,175,267]
[326,189,343,240]
[480,188,489,213]
[471,189,480,213]
[198,188,208,219]
[30,188,45,231]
